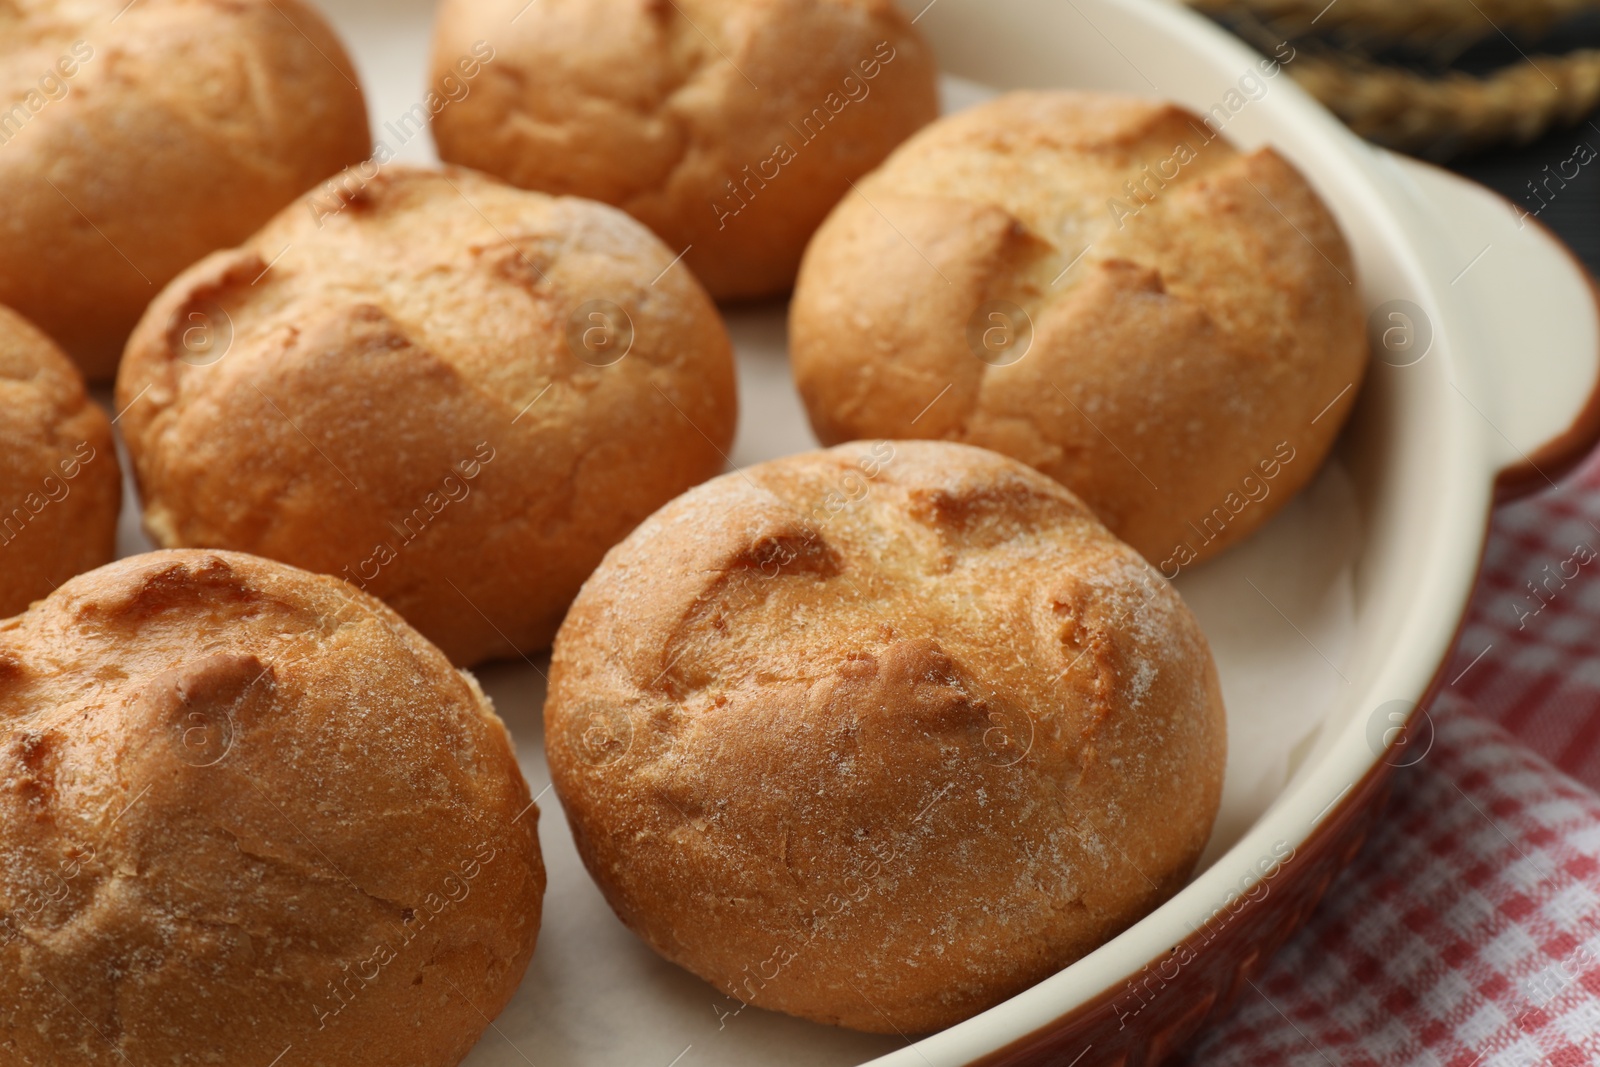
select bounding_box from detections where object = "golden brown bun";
[0,550,544,1065]
[0,0,371,379]
[429,0,939,300]
[0,304,120,617]
[791,91,1368,567]
[116,165,738,666]
[546,440,1226,1034]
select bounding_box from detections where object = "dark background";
[1193,11,1600,274]
[1455,120,1600,273]
[1347,15,1600,274]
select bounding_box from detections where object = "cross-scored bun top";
[0,304,120,617]
[0,550,544,1065]
[546,440,1225,1034]
[429,0,940,299]
[0,0,371,377]
[115,165,737,665]
[791,91,1368,567]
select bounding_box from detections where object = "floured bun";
[115,165,737,666]
[0,303,120,617]
[791,91,1368,568]
[545,440,1226,1033]
[428,0,939,299]
[0,0,371,378]
[0,550,545,1066]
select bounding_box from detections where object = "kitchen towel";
[1183,449,1600,1067]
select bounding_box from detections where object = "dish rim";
[853,1,1600,1063]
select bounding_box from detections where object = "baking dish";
[122,0,1600,1062]
[878,3,1600,1064]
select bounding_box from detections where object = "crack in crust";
[546,440,1226,1034]
[791,90,1368,565]
[114,166,737,664]
[0,550,545,1066]
[428,0,941,298]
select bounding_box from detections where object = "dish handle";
[1389,155,1600,500]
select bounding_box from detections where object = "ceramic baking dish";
[127,0,1600,1062]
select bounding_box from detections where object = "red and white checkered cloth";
[1181,446,1600,1067]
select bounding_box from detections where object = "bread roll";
[0,550,544,1065]
[546,440,1226,1033]
[429,0,939,299]
[116,165,737,666]
[0,304,120,618]
[0,0,371,378]
[791,91,1368,568]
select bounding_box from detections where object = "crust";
[790,91,1369,566]
[545,440,1226,1033]
[114,165,738,666]
[0,0,372,378]
[428,0,940,299]
[0,304,120,617]
[0,549,544,1065]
